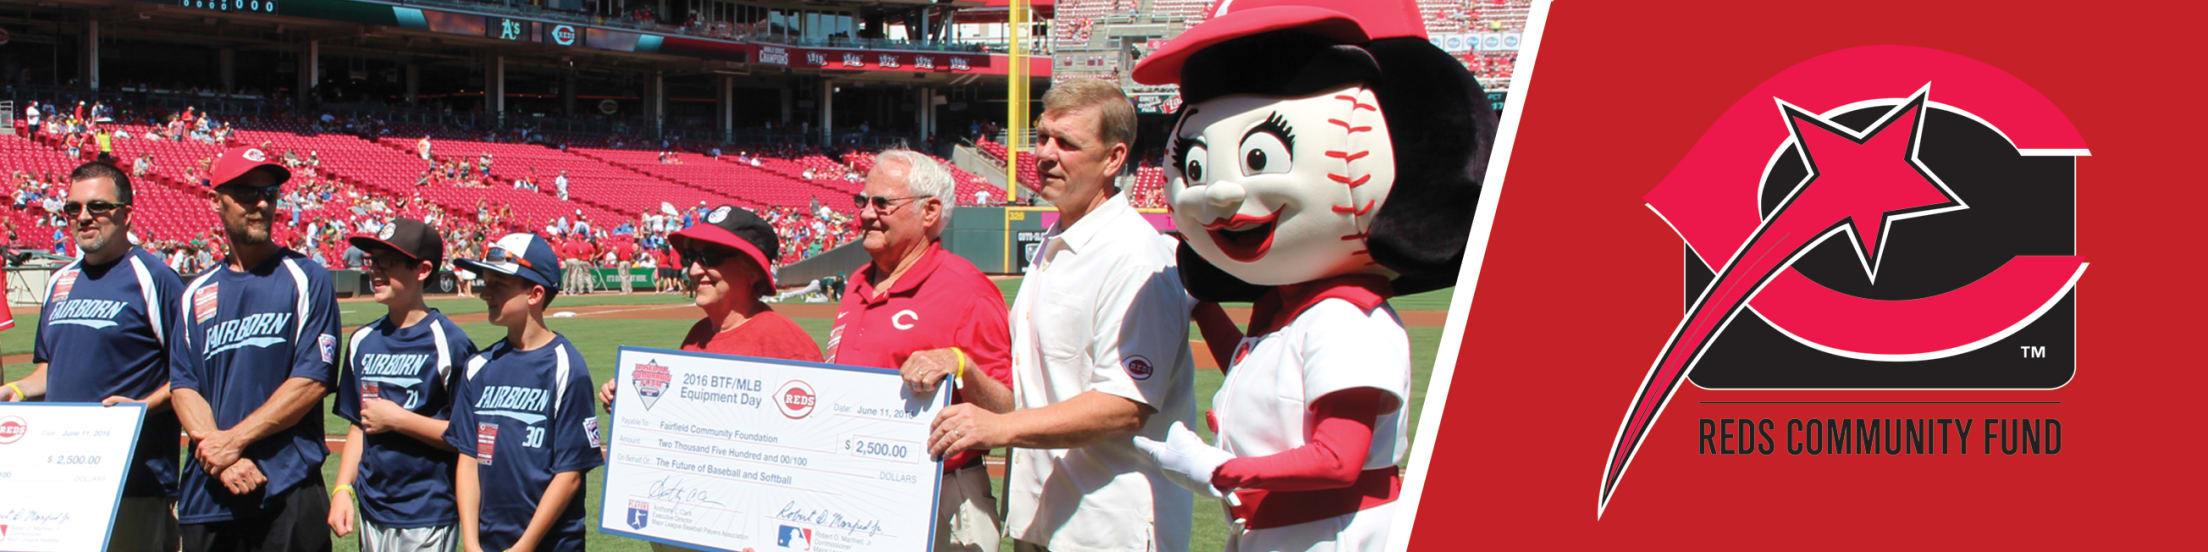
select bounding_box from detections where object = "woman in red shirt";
[600,204,820,407]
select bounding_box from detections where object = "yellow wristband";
[4,382,23,400]
[951,348,968,383]
[334,484,355,498]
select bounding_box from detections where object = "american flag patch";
[51,270,78,302]
[193,284,220,323]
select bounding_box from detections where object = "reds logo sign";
[632,361,671,410]
[1600,46,2089,515]
[0,416,25,445]
[775,380,818,419]
[550,25,578,46]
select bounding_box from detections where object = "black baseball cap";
[348,217,445,268]
[670,205,781,288]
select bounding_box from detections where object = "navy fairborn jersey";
[33,247,185,498]
[443,334,603,551]
[333,310,478,529]
[168,250,341,523]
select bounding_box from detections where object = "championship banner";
[1397,0,2201,548]
[0,403,147,551]
[598,347,949,551]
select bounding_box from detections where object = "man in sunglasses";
[825,150,1015,552]
[3,161,188,551]
[167,146,341,552]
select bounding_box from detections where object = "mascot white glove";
[1132,420,1235,500]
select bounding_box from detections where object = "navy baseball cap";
[455,233,562,294]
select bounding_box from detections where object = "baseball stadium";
[0,0,1525,550]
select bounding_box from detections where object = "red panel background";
[1410,0,2205,547]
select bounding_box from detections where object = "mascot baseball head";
[1133,0,1496,299]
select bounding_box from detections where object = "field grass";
[7,280,1453,552]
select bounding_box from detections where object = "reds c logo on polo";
[1124,355,1154,381]
[1600,45,2090,516]
[891,310,918,330]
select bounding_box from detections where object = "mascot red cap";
[1127,0,1497,549]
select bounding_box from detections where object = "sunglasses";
[216,184,283,203]
[61,200,129,217]
[483,246,533,268]
[679,247,733,269]
[853,192,928,213]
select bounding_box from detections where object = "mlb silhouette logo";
[776,525,812,550]
[626,500,650,530]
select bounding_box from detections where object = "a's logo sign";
[776,380,817,419]
[551,25,577,46]
[627,500,651,529]
[0,417,25,445]
[1601,46,2089,516]
[1124,355,1154,381]
[632,361,671,410]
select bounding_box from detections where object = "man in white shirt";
[555,171,570,200]
[924,79,1196,552]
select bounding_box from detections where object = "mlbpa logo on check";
[632,361,671,410]
[626,500,650,530]
[1601,46,2089,516]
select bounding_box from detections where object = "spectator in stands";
[554,171,569,201]
[416,135,433,161]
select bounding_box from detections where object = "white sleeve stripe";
[129,256,165,346]
[429,321,454,391]
[179,272,216,350]
[349,320,378,370]
[553,345,572,415]
[282,259,311,341]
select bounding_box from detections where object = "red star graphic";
[1777,87,1962,281]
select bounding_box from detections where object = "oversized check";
[600,346,950,552]
[0,402,147,551]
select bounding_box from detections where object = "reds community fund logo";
[1600,46,2089,516]
[775,380,818,419]
[0,416,27,445]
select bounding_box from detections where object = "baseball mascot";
[1127,0,1495,549]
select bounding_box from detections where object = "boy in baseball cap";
[329,218,479,550]
[444,233,602,552]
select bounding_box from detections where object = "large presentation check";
[600,347,950,552]
[0,402,146,551]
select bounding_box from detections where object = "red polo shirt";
[827,242,1011,470]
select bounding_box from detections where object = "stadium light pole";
[1006,0,1029,198]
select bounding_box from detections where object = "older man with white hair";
[824,150,1015,552]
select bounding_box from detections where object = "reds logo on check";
[0,416,26,445]
[775,380,818,419]
[631,361,671,410]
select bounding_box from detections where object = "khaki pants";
[937,461,1003,552]
[358,517,458,552]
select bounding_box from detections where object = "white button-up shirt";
[1006,193,1197,552]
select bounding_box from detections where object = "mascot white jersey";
[1127,0,1497,550]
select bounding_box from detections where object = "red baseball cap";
[1131,0,1428,85]
[207,145,292,188]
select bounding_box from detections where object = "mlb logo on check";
[776,525,812,550]
[632,361,671,410]
[626,500,650,530]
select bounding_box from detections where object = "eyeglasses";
[61,200,129,217]
[853,193,929,213]
[216,184,282,204]
[483,246,533,268]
